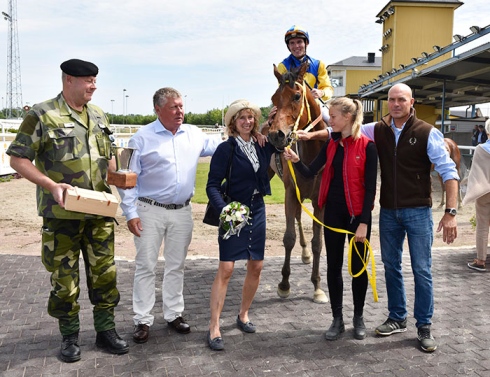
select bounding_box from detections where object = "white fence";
[0,120,21,175]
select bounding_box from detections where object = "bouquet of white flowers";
[219,201,251,239]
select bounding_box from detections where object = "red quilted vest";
[318,134,371,217]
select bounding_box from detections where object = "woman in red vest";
[283,97,378,341]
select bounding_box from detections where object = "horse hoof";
[313,289,328,304]
[301,253,312,264]
[277,288,290,299]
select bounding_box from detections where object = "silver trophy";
[113,147,135,172]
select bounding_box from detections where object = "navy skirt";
[218,194,266,261]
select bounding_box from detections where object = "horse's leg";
[456,162,463,209]
[277,189,296,299]
[296,210,312,264]
[310,210,327,304]
[458,179,462,209]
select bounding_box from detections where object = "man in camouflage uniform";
[7,58,129,362]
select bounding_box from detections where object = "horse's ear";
[297,62,308,83]
[273,64,282,83]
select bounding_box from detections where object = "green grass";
[193,162,285,204]
[0,174,14,183]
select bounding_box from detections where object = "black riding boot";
[325,317,345,341]
[353,315,367,340]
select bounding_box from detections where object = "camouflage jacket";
[7,93,113,219]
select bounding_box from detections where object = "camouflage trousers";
[41,217,120,336]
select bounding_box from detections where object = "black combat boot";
[96,329,129,354]
[60,332,81,362]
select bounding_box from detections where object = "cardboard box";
[64,187,119,217]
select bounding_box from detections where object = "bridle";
[283,80,323,148]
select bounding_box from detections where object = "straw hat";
[224,99,261,127]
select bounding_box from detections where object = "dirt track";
[0,172,477,260]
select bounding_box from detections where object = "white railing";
[458,145,476,155]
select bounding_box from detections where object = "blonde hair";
[328,97,364,140]
[227,108,259,137]
[485,118,490,135]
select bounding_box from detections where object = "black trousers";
[324,201,371,318]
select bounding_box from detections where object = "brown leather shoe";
[133,323,150,343]
[168,317,190,334]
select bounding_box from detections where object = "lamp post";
[122,89,127,124]
[125,95,129,124]
[110,99,115,124]
[184,95,187,121]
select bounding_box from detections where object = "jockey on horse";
[266,25,333,130]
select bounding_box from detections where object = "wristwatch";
[445,208,457,216]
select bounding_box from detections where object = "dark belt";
[138,197,190,210]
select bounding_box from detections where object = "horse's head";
[268,63,323,150]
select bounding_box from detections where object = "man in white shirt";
[118,87,222,343]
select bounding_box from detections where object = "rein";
[287,80,323,146]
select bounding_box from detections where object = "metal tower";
[2,0,22,119]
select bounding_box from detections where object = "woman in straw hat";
[205,99,275,350]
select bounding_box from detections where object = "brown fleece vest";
[374,114,433,209]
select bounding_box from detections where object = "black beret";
[60,59,98,77]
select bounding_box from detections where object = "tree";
[104,103,273,126]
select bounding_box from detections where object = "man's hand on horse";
[295,130,312,141]
[296,129,330,141]
[267,106,277,126]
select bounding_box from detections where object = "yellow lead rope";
[285,153,378,302]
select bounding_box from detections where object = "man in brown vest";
[367,83,459,352]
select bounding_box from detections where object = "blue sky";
[0,0,489,116]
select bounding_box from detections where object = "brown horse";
[264,63,328,303]
[434,138,462,208]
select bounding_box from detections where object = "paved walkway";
[1,247,489,377]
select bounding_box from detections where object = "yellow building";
[327,53,382,123]
[373,0,462,120]
[376,0,460,80]
[330,0,465,124]
[328,53,381,97]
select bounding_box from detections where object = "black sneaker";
[96,329,129,354]
[468,260,486,272]
[60,332,81,363]
[417,324,437,352]
[375,317,407,336]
